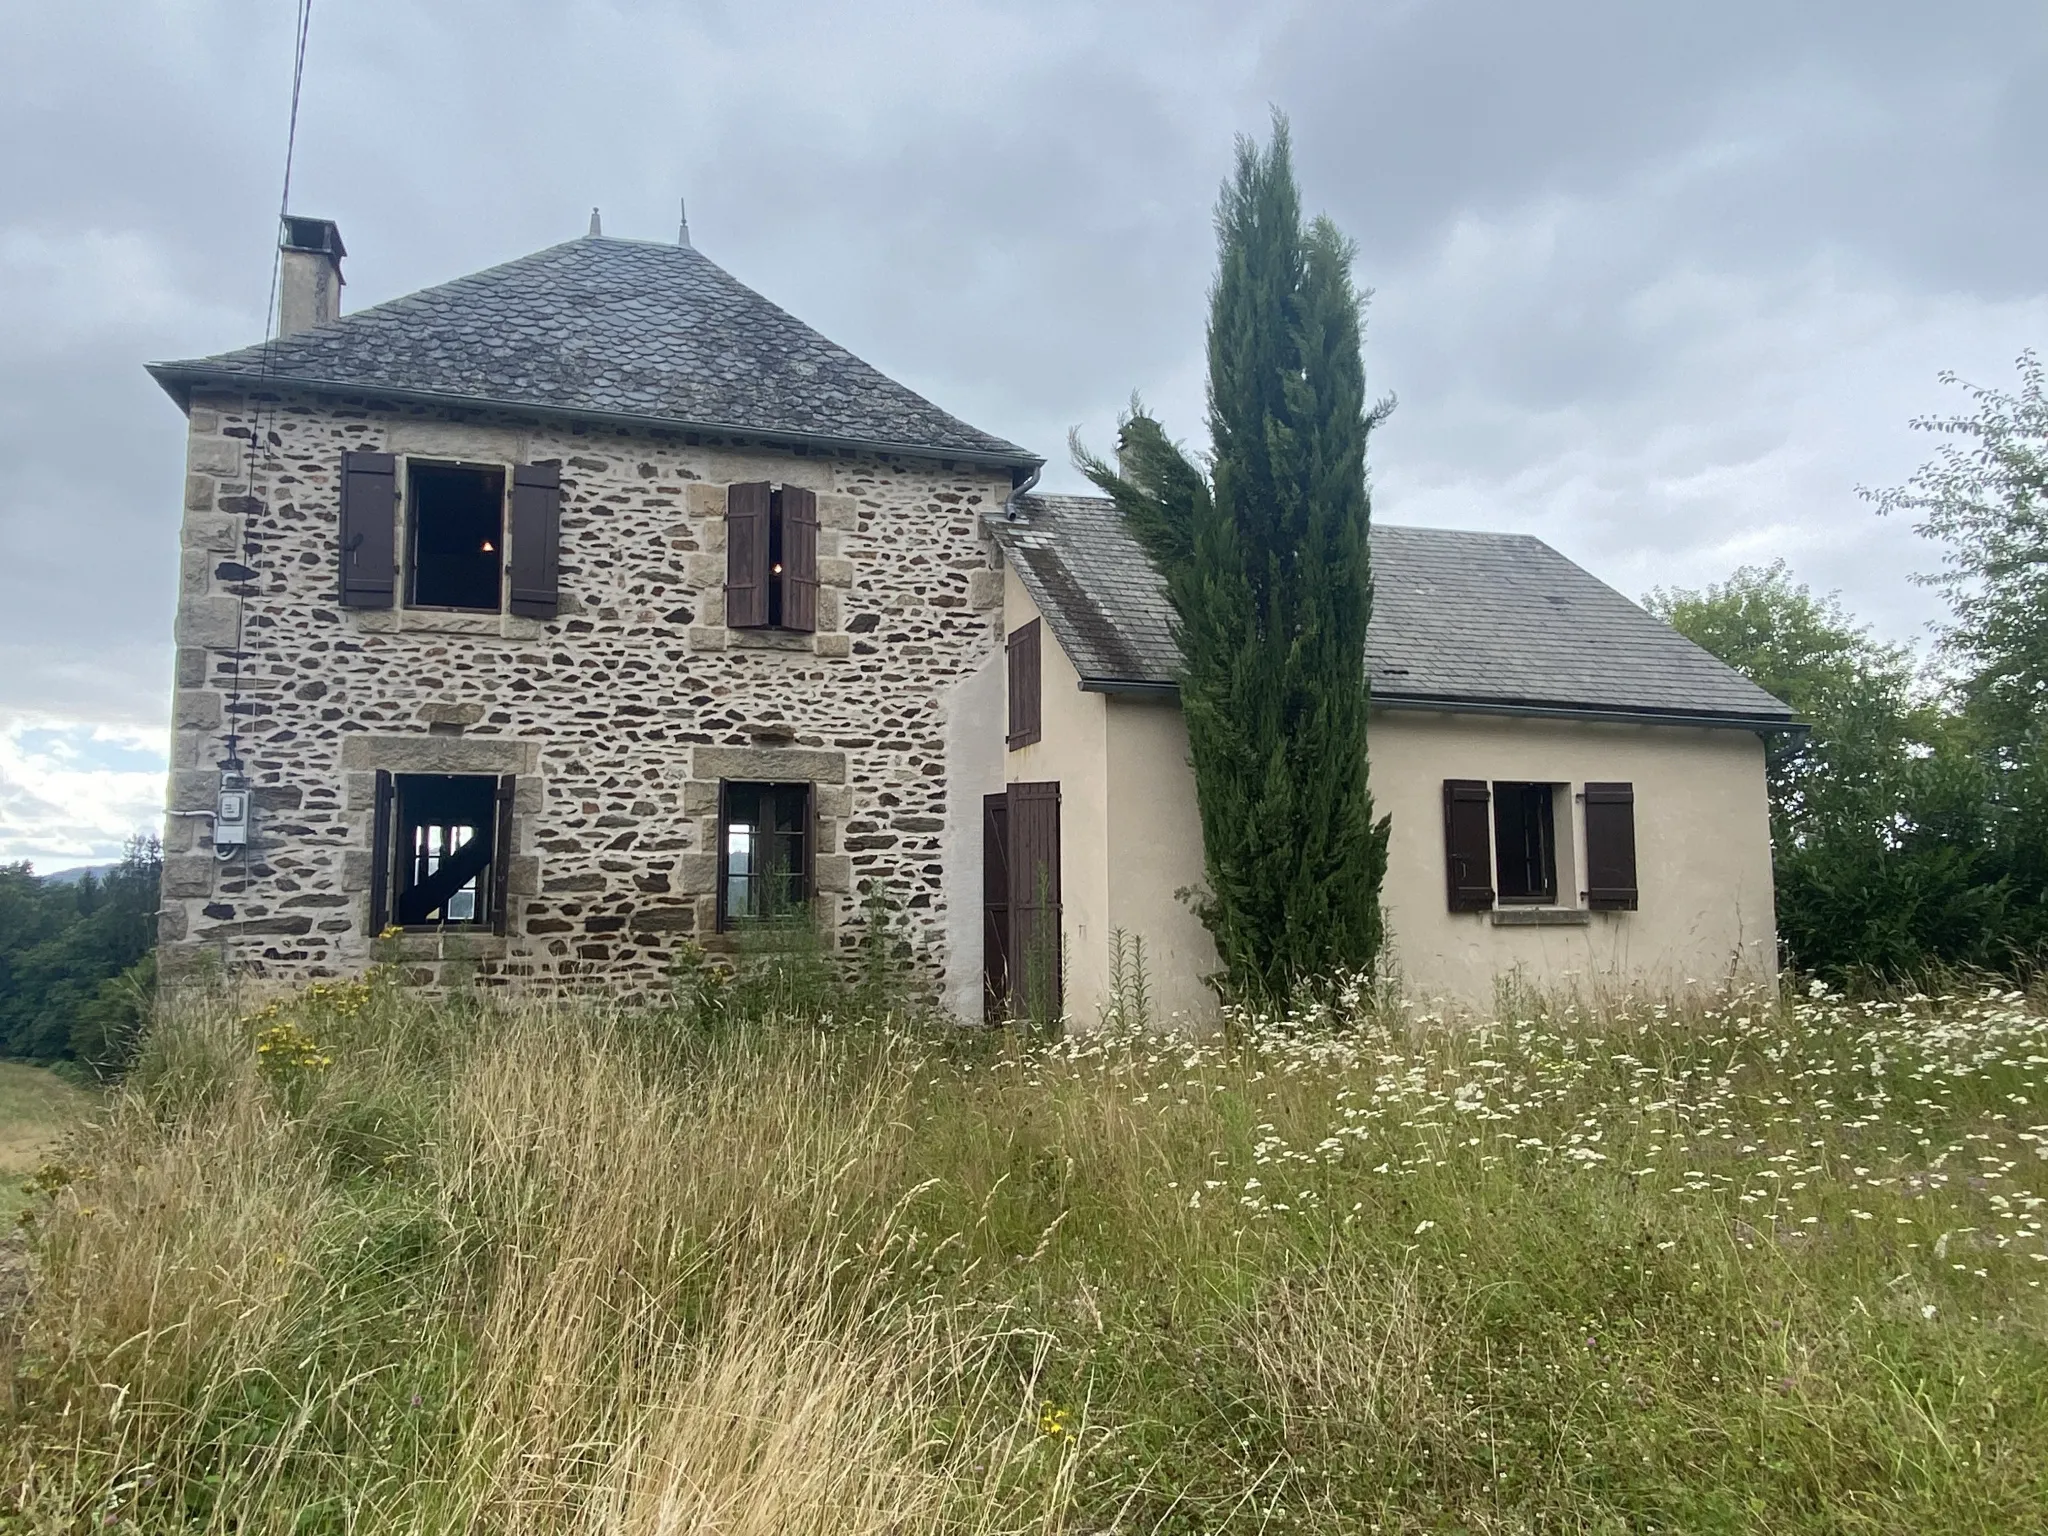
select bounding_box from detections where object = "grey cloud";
[0,0,2041,857]
[1275,1,2048,292]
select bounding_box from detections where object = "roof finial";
[588,207,602,238]
[677,197,692,248]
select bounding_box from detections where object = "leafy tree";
[1860,350,2048,967]
[1865,350,2048,743]
[0,834,161,1069]
[1647,562,1920,848]
[1650,566,2027,980]
[1077,116,1391,1001]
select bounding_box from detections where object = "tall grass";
[5,968,2048,1532]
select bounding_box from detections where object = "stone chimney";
[277,216,345,337]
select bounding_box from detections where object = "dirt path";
[0,1061,95,1327]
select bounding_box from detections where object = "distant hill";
[40,864,117,887]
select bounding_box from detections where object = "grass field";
[3,970,2047,1532]
[0,1060,92,1229]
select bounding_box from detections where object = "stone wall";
[159,388,1013,998]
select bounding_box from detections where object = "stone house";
[151,216,1795,1020]
[150,217,1038,1012]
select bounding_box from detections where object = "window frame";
[1490,780,1563,907]
[385,772,505,930]
[401,456,509,615]
[715,779,815,931]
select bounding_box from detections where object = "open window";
[1492,781,1559,905]
[717,781,813,928]
[339,455,559,616]
[408,462,504,610]
[371,772,515,932]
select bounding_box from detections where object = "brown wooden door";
[1006,781,1062,1021]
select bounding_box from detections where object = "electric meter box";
[215,786,250,849]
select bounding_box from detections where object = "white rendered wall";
[1369,710,1778,1009]
[1104,697,1220,1026]
[1000,572,1111,1017]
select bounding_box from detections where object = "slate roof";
[148,236,1039,467]
[990,494,1798,729]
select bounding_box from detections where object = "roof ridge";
[1017,493,1555,546]
[580,233,699,248]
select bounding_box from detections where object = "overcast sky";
[2,0,2043,870]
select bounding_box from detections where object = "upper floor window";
[725,482,818,632]
[1006,619,1041,749]
[338,451,561,619]
[408,461,503,610]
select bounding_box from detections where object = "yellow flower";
[1037,1403,1071,1438]
[255,1017,330,1074]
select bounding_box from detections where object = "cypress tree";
[1081,116,1391,1002]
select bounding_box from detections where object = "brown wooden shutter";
[1443,779,1495,912]
[1006,780,1062,1018]
[982,792,1011,1021]
[781,485,819,633]
[490,774,517,937]
[339,451,397,608]
[1583,782,1639,911]
[369,769,395,933]
[507,463,561,618]
[1006,620,1042,749]
[725,482,771,628]
[801,780,818,910]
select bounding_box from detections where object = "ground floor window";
[1492,781,1558,904]
[718,781,812,928]
[1445,777,1638,915]
[372,772,514,932]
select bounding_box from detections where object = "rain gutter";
[1076,676,1804,736]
